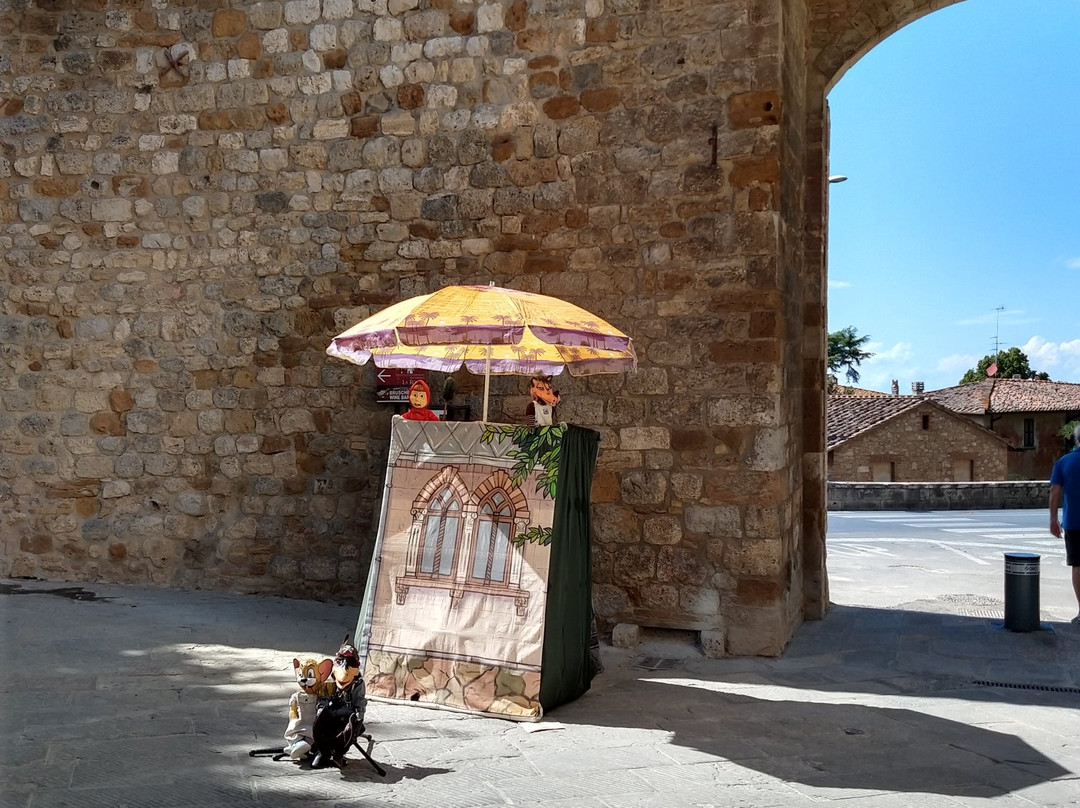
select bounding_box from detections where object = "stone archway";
[797,0,968,619]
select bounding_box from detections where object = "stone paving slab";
[3,578,1080,807]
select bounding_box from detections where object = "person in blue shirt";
[1049,424,1080,623]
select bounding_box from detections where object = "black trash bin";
[1003,552,1040,632]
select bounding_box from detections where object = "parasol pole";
[482,344,491,422]
[481,280,496,423]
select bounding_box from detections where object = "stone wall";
[827,481,1049,511]
[828,401,1008,483]
[1,0,977,655]
[1,0,811,655]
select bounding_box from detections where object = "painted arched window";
[471,489,514,584]
[419,486,461,577]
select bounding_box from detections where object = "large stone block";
[685,505,742,538]
[699,629,726,659]
[611,623,640,649]
[212,9,249,36]
[725,605,789,657]
[619,427,670,451]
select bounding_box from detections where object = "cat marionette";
[309,639,368,769]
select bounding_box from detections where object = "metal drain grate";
[973,680,1080,695]
[633,656,682,671]
[956,609,1005,618]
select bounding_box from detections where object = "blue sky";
[826,0,1080,393]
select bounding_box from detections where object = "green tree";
[1058,420,1080,449]
[959,347,1051,385]
[828,326,874,385]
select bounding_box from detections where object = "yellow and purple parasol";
[326,284,637,421]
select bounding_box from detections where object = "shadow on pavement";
[4,581,1079,806]
[553,675,1070,798]
[779,603,1080,693]
[0,581,395,808]
[246,749,452,783]
[537,601,1080,799]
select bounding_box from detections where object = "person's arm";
[1050,484,1063,538]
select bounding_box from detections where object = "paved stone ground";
[3,577,1080,807]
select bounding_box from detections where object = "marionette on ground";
[248,656,335,763]
[401,380,440,421]
[526,374,561,427]
[309,639,383,774]
[282,657,334,760]
[249,641,384,775]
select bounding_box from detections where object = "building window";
[871,461,894,482]
[952,458,974,482]
[1023,418,1035,448]
[921,414,930,430]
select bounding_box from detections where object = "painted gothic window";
[396,466,533,616]
[471,490,514,585]
[419,485,462,578]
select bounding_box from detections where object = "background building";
[927,379,1080,480]
[827,397,1008,482]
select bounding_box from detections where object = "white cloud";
[954,309,1039,327]
[1020,336,1080,379]
[935,353,979,374]
[1066,257,1080,269]
[851,341,918,392]
[865,341,914,363]
[1022,335,1058,366]
[828,279,852,289]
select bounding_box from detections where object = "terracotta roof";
[827,396,925,449]
[829,385,888,397]
[927,378,1080,414]
[826,396,1009,450]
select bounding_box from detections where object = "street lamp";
[828,175,848,184]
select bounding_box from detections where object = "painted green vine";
[480,423,566,546]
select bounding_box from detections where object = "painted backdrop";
[355,417,572,719]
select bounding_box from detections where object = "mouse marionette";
[309,638,368,769]
[282,657,334,760]
[526,374,561,427]
[249,641,384,776]
[401,380,439,421]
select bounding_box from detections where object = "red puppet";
[401,380,440,421]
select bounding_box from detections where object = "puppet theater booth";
[353,416,601,720]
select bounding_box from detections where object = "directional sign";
[375,368,427,404]
[375,368,425,386]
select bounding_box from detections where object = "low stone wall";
[827,481,1049,511]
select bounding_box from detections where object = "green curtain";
[538,424,601,711]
